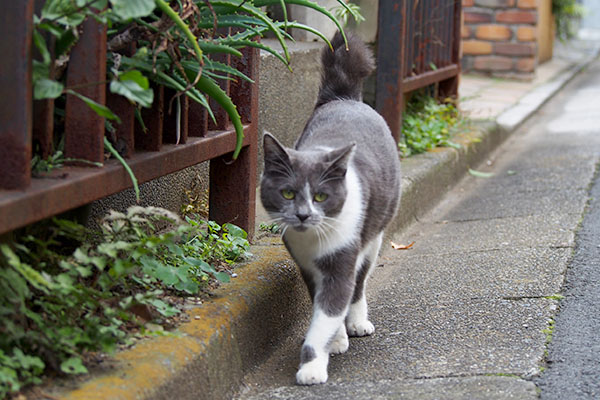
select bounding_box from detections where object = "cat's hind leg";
[346,231,383,337]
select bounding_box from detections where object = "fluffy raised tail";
[315,31,375,108]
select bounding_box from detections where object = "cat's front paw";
[296,361,328,385]
[346,320,375,337]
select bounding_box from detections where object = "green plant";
[33,0,348,161]
[259,222,281,234]
[399,93,463,157]
[552,0,586,40]
[331,1,365,26]
[0,206,250,397]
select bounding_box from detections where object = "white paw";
[296,361,328,385]
[329,334,349,354]
[346,320,375,337]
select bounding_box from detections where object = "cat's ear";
[324,142,356,180]
[263,132,291,175]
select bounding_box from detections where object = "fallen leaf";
[468,168,494,178]
[391,241,415,250]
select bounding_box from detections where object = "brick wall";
[462,0,540,80]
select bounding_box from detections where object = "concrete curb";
[497,50,600,133]
[51,54,595,400]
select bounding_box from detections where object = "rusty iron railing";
[376,0,462,141]
[0,2,258,237]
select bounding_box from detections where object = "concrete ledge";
[50,244,310,400]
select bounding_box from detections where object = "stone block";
[475,24,512,41]
[463,40,494,55]
[516,57,536,72]
[495,42,536,56]
[496,10,537,24]
[516,26,537,41]
[464,11,493,23]
[474,0,515,7]
[474,55,514,71]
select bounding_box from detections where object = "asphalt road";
[535,66,600,397]
[236,57,600,400]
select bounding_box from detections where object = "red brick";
[462,25,472,39]
[516,26,536,41]
[494,42,536,56]
[465,11,493,23]
[474,0,515,7]
[463,0,474,6]
[475,24,512,41]
[517,0,536,8]
[516,57,536,72]
[474,56,513,71]
[463,40,494,55]
[496,10,537,24]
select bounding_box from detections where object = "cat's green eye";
[281,189,295,200]
[314,192,328,202]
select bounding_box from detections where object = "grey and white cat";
[260,31,401,385]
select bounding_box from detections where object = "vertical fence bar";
[33,0,54,159]
[107,93,136,158]
[65,14,107,164]
[376,0,407,142]
[208,28,231,131]
[163,89,189,144]
[188,103,208,137]
[135,85,164,151]
[0,1,34,190]
[107,43,136,157]
[209,46,259,239]
[439,0,461,99]
[405,1,413,77]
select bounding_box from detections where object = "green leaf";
[468,168,494,178]
[154,265,179,286]
[66,90,122,123]
[109,79,154,108]
[34,78,64,100]
[1,245,54,292]
[33,29,51,65]
[214,272,230,283]
[148,298,179,317]
[41,0,86,26]
[119,70,149,89]
[224,223,247,239]
[110,0,155,20]
[60,357,88,374]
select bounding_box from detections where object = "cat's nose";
[296,213,310,222]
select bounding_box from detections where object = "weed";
[399,92,465,157]
[259,222,282,234]
[0,206,250,397]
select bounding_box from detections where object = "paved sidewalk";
[460,37,600,121]
[237,53,600,400]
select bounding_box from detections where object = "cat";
[260,31,401,385]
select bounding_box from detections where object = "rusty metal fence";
[376,0,462,141]
[0,2,258,237]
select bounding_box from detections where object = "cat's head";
[260,133,355,233]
